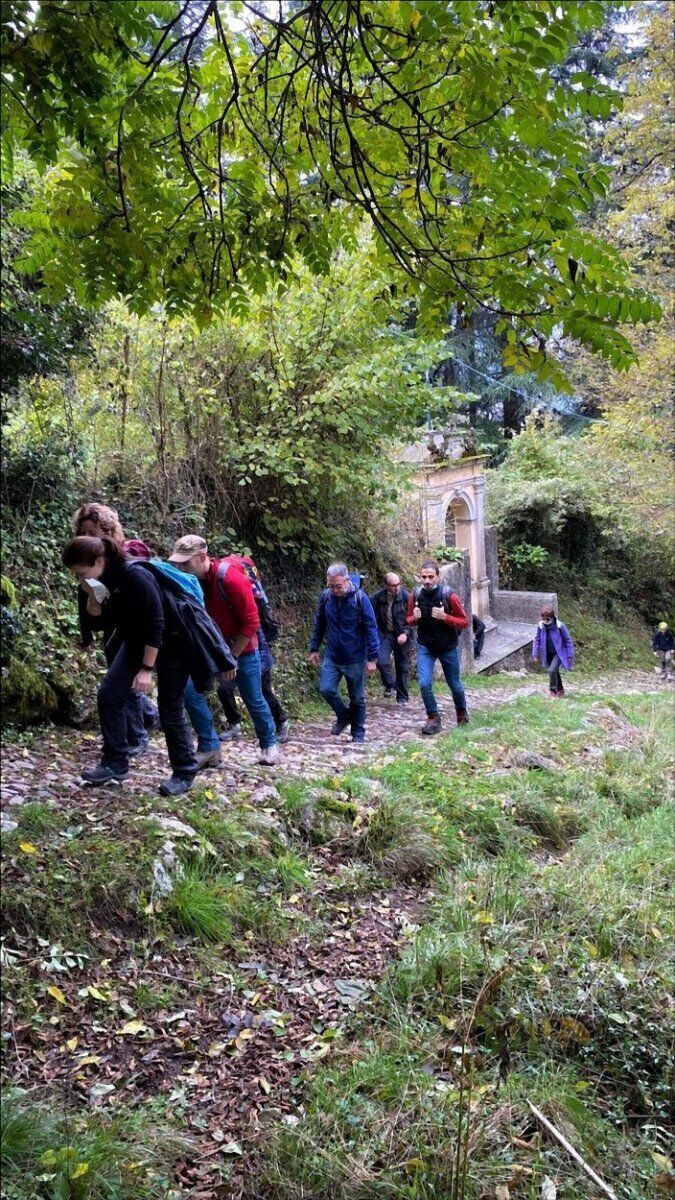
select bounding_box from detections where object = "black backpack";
[413,583,454,610]
[216,560,280,645]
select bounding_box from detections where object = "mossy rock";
[0,575,17,607]
[1,659,59,725]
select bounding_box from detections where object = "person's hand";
[309,652,320,668]
[366,661,377,675]
[397,633,408,645]
[132,668,153,694]
[220,668,237,682]
[412,606,422,620]
[431,606,446,621]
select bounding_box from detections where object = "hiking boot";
[128,733,150,758]
[556,685,565,697]
[330,717,350,736]
[219,723,243,742]
[383,688,394,698]
[456,710,470,726]
[194,746,223,770]
[549,689,559,698]
[158,775,194,797]
[350,734,366,746]
[276,720,290,744]
[258,745,280,766]
[396,698,409,706]
[421,715,442,736]
[81,762,128,785]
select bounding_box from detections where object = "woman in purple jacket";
[532,605,575,697]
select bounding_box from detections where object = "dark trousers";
[547,653,563,692]
[99,643,196,779]
[219,667,288,729]
[377,633,409,702]
[98,645,145,769]
[102,638,158,738]
[474,630,485,658]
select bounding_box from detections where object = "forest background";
[1,0,673,728]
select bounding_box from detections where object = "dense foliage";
[1,0,661,370]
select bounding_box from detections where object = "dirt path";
[1,669,665,812]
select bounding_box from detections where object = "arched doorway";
[445,495,473,559]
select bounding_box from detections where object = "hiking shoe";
[456,710,470,726]
[396,698,409,706]
[219,723,243,742]
[330,717,350,736]
[276,720,290,744]
[421,715,442,736]
[556,685,565,697]
[128,733,150,758]
[158,775,194,797]
[258,745,280,766]
[81,762,128,785]
[350,735,366,745]
[383,688,395,698]
[549,689,559,698]
[194,746,223,770]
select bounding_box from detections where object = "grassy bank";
[1,683,673,1198]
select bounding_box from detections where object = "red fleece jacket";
[203,557,259,653]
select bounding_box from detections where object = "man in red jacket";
[169,535,279,765]
[407,560,470,734]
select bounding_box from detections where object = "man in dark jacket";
[473,613,486,659]
[407,560,470,734]
[652,622,674,680]
[370,573,412,704]
[309,563,380,744]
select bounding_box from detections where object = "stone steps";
[474,621,534,674]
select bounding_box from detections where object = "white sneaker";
[220,724,243,741]
[258,745,279,766]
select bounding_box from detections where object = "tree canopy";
[0,0,662,372]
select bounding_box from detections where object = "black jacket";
[652,630,675,652]
[96,561,165,660]
[130,561,236,692]
[370,587,411,640]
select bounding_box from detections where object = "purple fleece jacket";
[532,620,575,670]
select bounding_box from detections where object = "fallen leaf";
[495,1186,510,1200]
[541,1179,556,1200]
[118,1019,148,1036]
[89,1082,115,1098]
[258,1076,271,1095]
[19,842,38,855]
[75,1055,101,1068]
[47,985,67,1005]
[221,1141,243,1156]
[66,1037,78,1051]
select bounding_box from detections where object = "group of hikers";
[61,502,670,796]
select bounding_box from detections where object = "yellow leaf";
[651,1152,673,1170]
[75,1055,101,1067]
[650,925,663,941]
[473,910,494,926]
[118,1019,147,1036]
[19,842,38,854]
[72,1163,89,1179]
[288,894,302,905]
[67,1037,79,1051]
[87,986,108,1001]
[437,1015,458,1031]
[47,985,67,1005]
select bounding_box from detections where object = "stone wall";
[484,525,499,602]
[492,589,558,624]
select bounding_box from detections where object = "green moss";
[1,575,17,606]
[1,660,58,726]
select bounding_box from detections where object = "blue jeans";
[219,650,276,749]
[184,678,220,752]
[320,657,366,739]
[417,644,466,716]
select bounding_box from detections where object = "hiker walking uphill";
[532,605,575,697]
[651,621,674,681]
[62,535,236,796]
[309,563,380,744]
[170,535,280,766]
[407,560,470,734]
[370,573,412,704]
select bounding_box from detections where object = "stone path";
[1,670,666,813]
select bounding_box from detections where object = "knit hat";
[658,621,668,631]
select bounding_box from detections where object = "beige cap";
[168,534,207,562]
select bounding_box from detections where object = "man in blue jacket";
[309,563,380,744]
